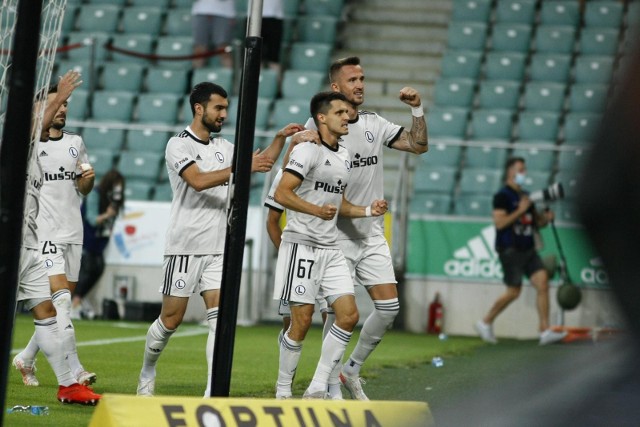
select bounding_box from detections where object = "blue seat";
[454,194,494,216]
[121,6,163,36]
[574,56,615,83]
[447,22,488,51]
[516,112,561,142]
[101,62,145,91]
[91,90,136,121]
[415,142,463,167]
[226,97,272,130]
[478,80,521,110]
[124,180,154,201]
[578,28,620,56]
[83,127,126,152]
[153,182,173,202]
[271,98,310,129]
[440,50,483,79]
[584,1,624,28]
[433,78,475,108]
[410,192,452,215]
[75,4,120,33]
[155,36,194,70]
[413,166,457,193]
[288,43,332,72]
[459,168,503,195]
[484,52,526,81]
[568,83,609,113]
[66,31,111,62]
[126,128,169,153]
[164,8,192,37]
[528,53,571,83]
[281,70,325,100]
[110,34,154,64]
[522,171,551,189]
[87,148,116,176]
[136,93,181,125]
[428,107,469,140]
[297,16,338,44]
[557,147,588,173]
[510,146,555,171]
[534,25,576,54]
[470,109,514,141]
[491,23,532,52]
[540,1,580,27]
[495,0,536,25]
[522,82,566,112]
[65,89,89,120]
[258,68,279,99]
[451,0,492,22]
[464,144,509,169]
[191,68,234,92]
[303,0,344,17]
[117,151,163,181]
[146,68,190,94]
[563,112,601,145]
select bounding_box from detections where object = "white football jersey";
[280,141,351,248]
[264,169,284,212]
[304,112,403,240]
[36,131,89,244]
[23,147,43,250]
[164,127,234,255]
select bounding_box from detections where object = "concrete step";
[345,22,448,42]
[351,8,450,26]
[359,0,452,13]
[343,36,446,55]
[334,50,442,69]
[364,66,439,85]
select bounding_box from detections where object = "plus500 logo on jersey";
[44,169,77,181]
[351,153,378,168]
[314,180,345,194]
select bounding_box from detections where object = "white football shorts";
[40,241,82,282]
[160,254,223,297]
[338,234,397,288]
[18,247,52,309]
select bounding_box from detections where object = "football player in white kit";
[273,91,388,399]
[137,82,292,397]
[14,82,98,387]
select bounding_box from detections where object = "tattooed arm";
[389,86,429,154]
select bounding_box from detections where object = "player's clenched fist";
[370,199,388,216]
[398,87,421,108]
[317,203,337,220]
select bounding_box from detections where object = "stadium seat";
[109,34,154,64]
[297,16,338,44]
[121,6,163,36]
[516,112,561,142]
[557,147,587,173]
[553,172,580,199]
[136,93,181,124]
[413,166,457,193]
[563,112,601,145]
[440,50,483,79]
[83,127,126,152]
[145,68,189,94]
[65,89,89,120]
[470,109,514,141]
[410,192,452,215]
[451,0,492,22]
[584,2,624,28]
[164,8,192,37]
[191,68,234,91]
[130,0,170,6]
[427,108,469,140]
[458,168,503,194]
[491,23,532,52]
[87,148,116,176]
[510,146,555,171]
[126,128,169,153]
[495,0,536,25]
[522,82,566,112]
[539,1,580,27]
[281,70,325,100]
[66,31,111,62]
[271,98,310,129]
[91,91,136,121]
[155,36,194,69]
[226,97,273,130]
[574,56,615,83]
[117,151,163,181]
[75,4,120,33]
[288,43,332,72]
[484,52,527,81]
[258,68,279,99]
[528,53,571,83]
[415,142,463,167]
[101,62,145,92]
[477,81,521,110]
[124,180,153,201]
[522,170,551,189]
[453,194,494,216]
[86,0,126,4]
[446,22,488,51]
[433,78,475,108]
[568,83,609,113]
[303,0,344,17]
[534,25,576,54]
[464,144,509,169]
[153,182,173,201]
[61,4,78,35]
[578,28,620,56]
[284,0,302,16]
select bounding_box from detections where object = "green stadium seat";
[440,50,483,79]
[271,98,310,129]
[117,151,163,181]
[101,62,145,92]
[172,0,193,7]
[413,166,457,193]
[540,1,580,27]
[557,147,588,173]
[470,109,514,141]
[453,194,494,216]
[528,53,571,83]
[584,2,624,28]
[281,70,325,100]
[464,144,509,169]
[517,112,561,141]
[92,90,136,121]
[574,56,615,83]
[75,4,120,33]
[410,192,452,215]
[447,22,488,51]
[297,16,338,44]
[191,67,234,91]
[510,146,555,171]
[568,83,608,113]
[433,78,475,108]
[428,107,469,140]
[86,0,126,4]
[124,180,154,201]
[87,148,116,176]
[226,97,273,130]
[484,52,527,81]
[563,112,601,144]
[534,25,576,54]
[130,0,170,6]
[65,89,89,120]
[258,68,279,99]
[495,0,536,25]
[288,43,332,72]
[62,4,78,35]
[153,182,173,201]
[164,8,192,37]
[579,28,620,56]
[478,81,521,110]
[459,168,503,194]
[145,68,189,94]
[491,23,532,52]
[522,82,566,112]
[303,0,344,17]
[451,0,492,22]
[121,6,163,36]
[136,93,181,124]
[415,142,463,167]
[66,32,111,62]
[284,0,302,16]
[126,128,169,153]
[110,34,154,64]
[522,170,551,189]
[179,95,192,123]
[155,36,193,70]
[83,127,126,152]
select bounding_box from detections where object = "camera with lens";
[108,185,123,210]
[529,182,564,204]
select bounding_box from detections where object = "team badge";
[68,147,79,158]
[44,259,53,269]
[174,279,186,289]
[365,131,374,143]
[215,152,224,163]
[294,285,306,296]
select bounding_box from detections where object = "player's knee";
[335,308,359,331]
[160,314,183,330]
[506,287,522,300]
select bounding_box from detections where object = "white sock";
[308,323,352,394]
[203,307,218,396]
[140,317,175,379]
[343,298,399,377]
[322,311,342,397]
[52,289,84,376]
[18,332,40,365]
[277,332,302,397]
[34,317,75,387]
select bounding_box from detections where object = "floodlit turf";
[5,314,482,426]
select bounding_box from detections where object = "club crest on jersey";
[174,279,186,290]
[215,152,224,163]
[294,285,306,296]
[68,147,79,158]
[44,259,53,269]
[314,179,345,194]
[365,130,374,143]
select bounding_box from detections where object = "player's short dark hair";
[505,156,526,172]
[189,82,228,117]
[310,91,348,127]
[329,56,361,83]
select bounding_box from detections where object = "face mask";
[514,173,527,186]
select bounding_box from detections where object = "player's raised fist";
[398,87,421,107]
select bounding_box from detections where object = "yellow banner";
[90,394,433,427]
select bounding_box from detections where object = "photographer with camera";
[474,157,567,345]
[71,170,126,319]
